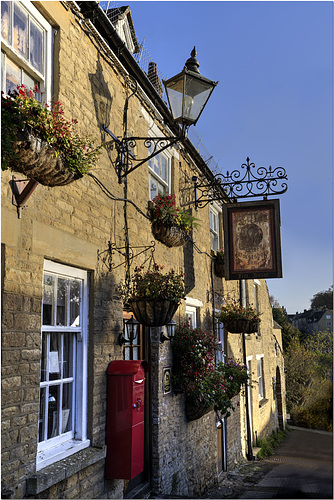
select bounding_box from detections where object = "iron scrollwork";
[193,157,288,209]
[103,126,179,183]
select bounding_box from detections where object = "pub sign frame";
[223,199,283,280]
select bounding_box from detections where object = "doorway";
[276,366,284,430]
[122,312,151,496]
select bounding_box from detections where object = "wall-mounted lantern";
[160,319,177,343]
[119,315,140,345]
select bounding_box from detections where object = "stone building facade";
[1,1,286,498]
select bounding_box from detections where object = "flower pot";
[224,318,250,333]
[10,131,82,187]
[185,399,213,421]
[128,298,179,327]
[214,260,225,278]
[151,221,187,247]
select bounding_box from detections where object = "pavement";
[202,426,333,499]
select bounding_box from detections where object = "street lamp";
[164,47,218,133]
[103,47,218,182]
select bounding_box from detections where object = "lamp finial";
[185,47,200,74]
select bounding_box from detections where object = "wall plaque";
[162,367,171,396]
[223,199,282,280]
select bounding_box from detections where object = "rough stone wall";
[1,2,286,499]
[243,280,286,442]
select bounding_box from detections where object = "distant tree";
[310,286,333,310]
[285,332,333,431]
[269,295,280,308]
[304,330,333,380]
[272,307,301,349]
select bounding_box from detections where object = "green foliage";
[149,194,200,233]
[304,330,333,379]
[284,332,333,431]
[215,249,224,263]
[172,324,249,418]
[310,285,333,310]
[272,307,301,349]
[256,429,288,460]
[1,85,101,175]
[291,381,333,432]
[122,263,185,303]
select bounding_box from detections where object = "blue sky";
[105,1,333,314]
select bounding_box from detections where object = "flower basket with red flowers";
[171,324,249,421]
[1,85,101,186]
[149,194,199,247]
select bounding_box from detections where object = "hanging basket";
[128,298,179,327]
[247,319,260,334]
[185,399,213,422]
[214,260,225,278]
[10,130,82,187]
[151,221,188,247]
[224,318,250,333]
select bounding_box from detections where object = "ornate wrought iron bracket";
[103,125,180,183]
[97,240,156,272]
[192,157,288,209]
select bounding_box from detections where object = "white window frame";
[209,203,220,251]
[215,312,225,364]
[1,0,52,101]
[147,120,173,199]
[37,260,89,470]
[185,297,203,329]
[256,354,265,401]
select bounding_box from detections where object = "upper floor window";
[1,1,52,100]
[149,147,171,200]
[38,261,89,470]
[210,205,220,251]
[257,354,265,400]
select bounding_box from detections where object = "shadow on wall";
[87,255,124,444]
[88,53,116,172]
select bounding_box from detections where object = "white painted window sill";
[27,445,106,495]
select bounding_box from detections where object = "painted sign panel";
[223,199,282,280]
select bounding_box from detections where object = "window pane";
[62,383,73,433]
[30,18,43,74]
[48,385,60,439]
[49,332,60,381]
[57,278,67,326]
[160,155,167,181]
[63,334,73,379]
[1,1,10,43]
[70,280,80,327]
[38,387,46,443]
[43,275,55,326]
[22,70,35,92]
[41,332,47,382]
[13,3,28,59]
[5,57,20,94]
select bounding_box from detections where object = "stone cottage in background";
[1,1,286,498]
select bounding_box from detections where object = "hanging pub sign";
[223,199,283,280]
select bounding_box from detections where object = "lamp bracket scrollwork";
[193,157,288,209]
[103,127,180,183]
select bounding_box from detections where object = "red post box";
[105,360,149,480]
